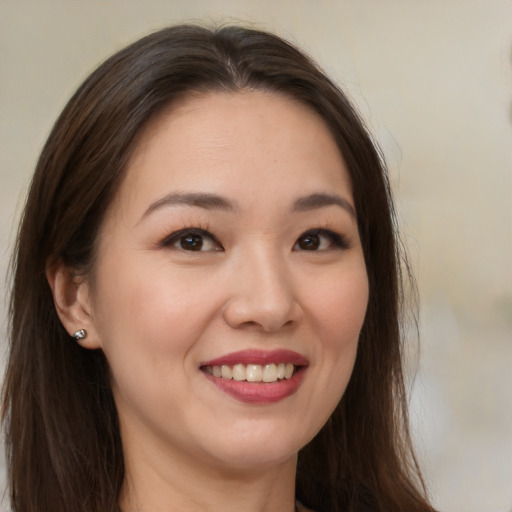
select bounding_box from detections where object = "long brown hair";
[2,25,434,512]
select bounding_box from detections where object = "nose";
[222,248,303,333]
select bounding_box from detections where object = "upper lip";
[200,349,308,367]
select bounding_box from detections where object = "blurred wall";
[1,1,511,511]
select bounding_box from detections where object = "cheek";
[310,263,369,345]
[95,253,209,333]
[90,256,217,385]
[89,258,218,423]
[308,263,368,411]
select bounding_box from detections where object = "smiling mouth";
[201,363,298,383]
[200,350,308,403]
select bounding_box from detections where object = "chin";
[196,422,310,472]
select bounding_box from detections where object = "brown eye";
[296,234,320,250]
[294,229,350,252]
[180,233,204,251]
[163,228,222,252]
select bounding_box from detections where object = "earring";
[72,329,87,341]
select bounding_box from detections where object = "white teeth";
[206,363,297,383]
[246,364,263,382]
[221,365,232,379]
[232,364,246,381]
[262,363,277,382]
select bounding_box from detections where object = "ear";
[46,261,102,350]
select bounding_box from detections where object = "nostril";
[237,318,296,333]
[222,279,303,332]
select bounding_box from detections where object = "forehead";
[111,91,353,219]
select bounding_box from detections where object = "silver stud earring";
[72,329,87,341]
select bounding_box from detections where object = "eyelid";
[159,226,349,252]
[294,228,350,251]
[161,227,223,251]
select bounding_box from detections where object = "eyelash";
[294,228,351,251]
[160,227,350,252]
[161,227,222,252]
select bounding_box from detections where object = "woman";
[2,25,434,512]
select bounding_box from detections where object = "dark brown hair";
[2,24,434,512]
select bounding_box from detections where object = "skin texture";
[51,91,369,512]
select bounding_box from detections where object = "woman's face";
[83,91,368,473]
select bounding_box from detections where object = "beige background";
[1,1,511,511]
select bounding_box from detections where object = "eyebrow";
[140,191,356,221]
[292,193,356,218]
[141,192,239,220]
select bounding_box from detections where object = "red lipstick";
[200,349,308,367]
[200,349,308,404]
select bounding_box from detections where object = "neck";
[119,439,298,512]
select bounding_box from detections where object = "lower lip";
[203,369,306,404]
